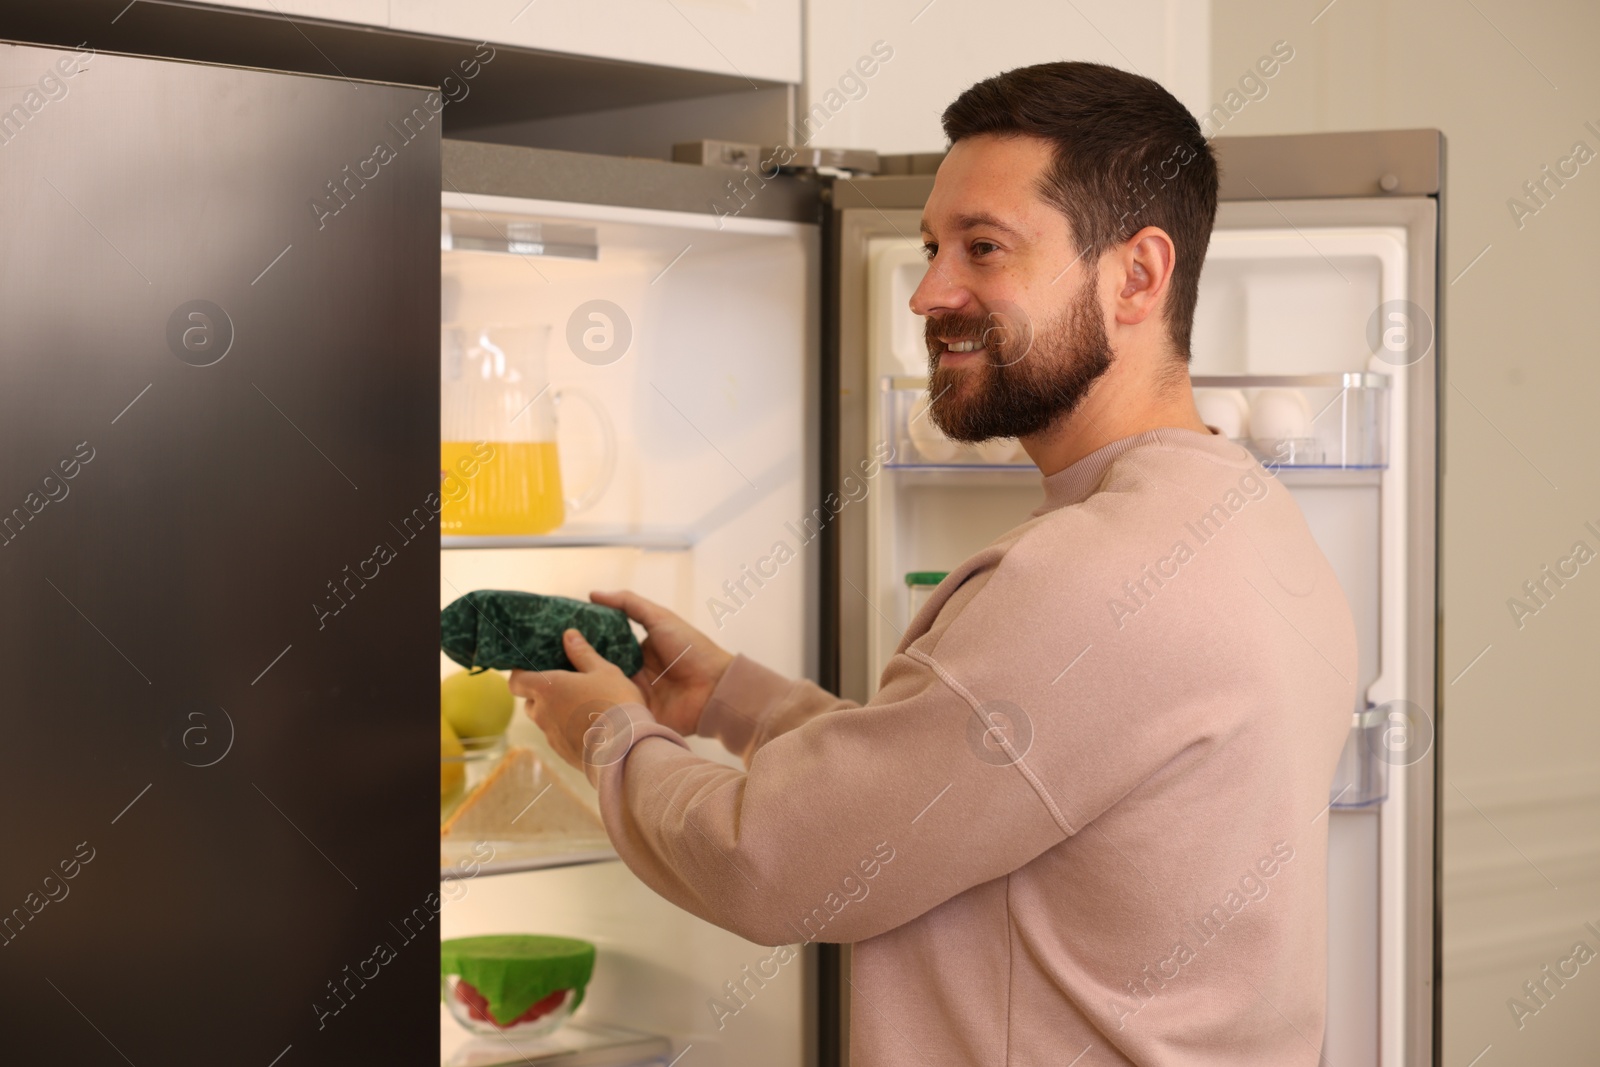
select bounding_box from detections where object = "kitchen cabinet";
[189,0,802,84]
[391,0,800,84]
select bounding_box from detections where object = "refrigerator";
[0,35,1441,1066]
[437,131,1440,1066]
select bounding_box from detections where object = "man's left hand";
[510,629,649,771]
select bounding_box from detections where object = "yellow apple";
[441,669,514,739]
[440,713,466,797]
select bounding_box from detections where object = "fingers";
[562,629,611,673]
[591,589,674,630]
[507,668,548,700]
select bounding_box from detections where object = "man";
[511,61,1356,1066]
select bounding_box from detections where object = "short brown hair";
[942,62,1218,359]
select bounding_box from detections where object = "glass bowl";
[442,974,576,1038]
[441,733,507,818]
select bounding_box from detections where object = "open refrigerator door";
[435,146,819,1067]
[830,131,1440,1067]
[1192,192,1439,1067]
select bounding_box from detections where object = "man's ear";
[1112,227,1176,328]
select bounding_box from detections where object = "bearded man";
[514,61,1357,1067]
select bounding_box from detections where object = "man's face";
[911,134,1113,443]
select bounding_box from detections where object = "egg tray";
[878,373,1389,471]
[879,379,1033,468]
[1189,373,1390,469]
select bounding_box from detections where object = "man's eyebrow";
[920,212,1026,241]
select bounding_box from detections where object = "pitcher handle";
[552,386,616,515]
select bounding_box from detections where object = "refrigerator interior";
[859,214,1425,1066]
[436,191,816,1067]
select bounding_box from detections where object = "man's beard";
[924,274,1114,443]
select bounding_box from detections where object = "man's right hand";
[589,589,734,738]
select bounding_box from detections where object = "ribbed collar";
[1031,426,1248,515]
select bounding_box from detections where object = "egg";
[1193,389,1249,439]
[1249,388,1314,442]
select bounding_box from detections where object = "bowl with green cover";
[441,934,596,1037]
[441,590,643,677]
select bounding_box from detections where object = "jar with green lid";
[441,934,595,1038]
[905,571,950,624]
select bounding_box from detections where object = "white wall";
[1209,2,1600,1064]
[802,0,1210,153]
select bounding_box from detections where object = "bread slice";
[440,746,606,842]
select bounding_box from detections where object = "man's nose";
[909,258,971,319]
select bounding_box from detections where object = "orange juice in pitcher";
[440,441,565,535]
[440,324,614,537]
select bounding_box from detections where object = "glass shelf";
[442,1015,673,1067]
[883,461,1036,473]
[442,527,695,551]
[441,742,617,880]
[440,843,619,881]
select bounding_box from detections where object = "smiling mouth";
[941,339,984,354]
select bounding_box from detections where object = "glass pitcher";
[440,324,615,536]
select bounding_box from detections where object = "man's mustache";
[925,306,1035,366]
[925,311,993,350]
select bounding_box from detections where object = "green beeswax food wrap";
[440,590,644,677]
[441,934,596,1026]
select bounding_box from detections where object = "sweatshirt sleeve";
[694,653,860,766]
[590,630,1080,946]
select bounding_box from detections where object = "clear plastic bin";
[880,377,1033,467]
[1192,373,1389,469]
[883,372,1388,469]
[1329,702,1389,809]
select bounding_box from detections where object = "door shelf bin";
[1192,373,1389,469]
[880,376,1036,468]
[882,372,1388,470]
[1328,702,1390,809]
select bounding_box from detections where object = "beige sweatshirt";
[591,427,1358,1066]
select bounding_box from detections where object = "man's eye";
[972,240,999,257]
[920,243,937,261]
